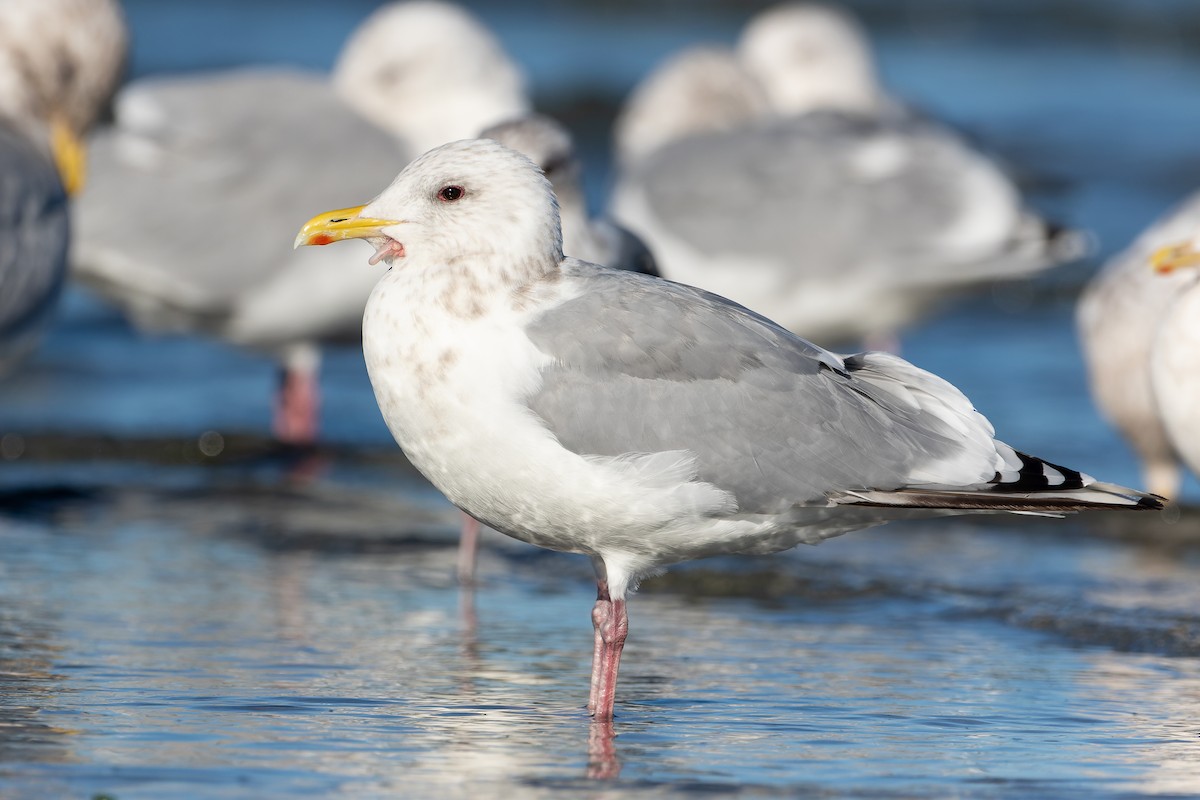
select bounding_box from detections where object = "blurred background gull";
[610,3,1082,351]
[0,0,126,374]
[1078,191,1200,500]
[1147,228,1200,495]
[68,1,530,444]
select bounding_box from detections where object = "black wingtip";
[991,451,1087,494]
[1136,493,1169,511]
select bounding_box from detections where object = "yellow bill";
[293,205,402,249]
[1150,240,1200,274]
[50,114,87,196]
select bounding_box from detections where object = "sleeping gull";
[0,0,126,373]
[1076,190,1200,499]
[737,2,886,118]
[1145,223,1200,491]
[612,2,1076,347]
[612,45,770,170]
[614,3,889,170]
[333,0,527,154]
[613,3,885,170]
[71,0,527,441]
[295,139,1163,720]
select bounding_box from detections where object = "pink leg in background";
[273,346,322,445]
[457,512,482,583]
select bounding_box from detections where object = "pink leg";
[587,579,609,715]
[457,512,482,583]
[273,366,320,444]
[588,580,628,721]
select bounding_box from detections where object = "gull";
[295,138,1162,720]
[611,2,1076,347]
[1077,190,1200,500]
[0,0,126,374]
[71,0,528,441]
[1145,221,1200,492]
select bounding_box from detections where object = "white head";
[296,139,562,284]
[737,3,883,116]
[333,1,530,154]
[614,45,770,167]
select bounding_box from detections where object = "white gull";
[0,0,126,373]
[1077,190,1200,500]
[1143,220,1200,494]
[71,0,528,441]
[295,138,1162,721]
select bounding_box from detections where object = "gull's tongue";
[369,240,406,266]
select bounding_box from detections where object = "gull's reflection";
[587,719,621,779]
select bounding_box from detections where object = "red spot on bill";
[309,233,335,246]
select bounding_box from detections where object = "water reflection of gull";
[611,2,1076,349]
[72,1,528,443]
[295,138,1160,725]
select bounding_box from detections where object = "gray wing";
[619,110,1056,284]
[0,121,69,372]
[525,262,1007,514]
[72,68,411,331]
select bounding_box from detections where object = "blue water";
[3,1,1200,797]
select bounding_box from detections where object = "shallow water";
[2,476,1200,797]
[3,0,1200,797]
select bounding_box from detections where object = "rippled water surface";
[3,0,1200,797]
[3,483,1200,797]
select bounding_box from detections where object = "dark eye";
[437,185,465,203]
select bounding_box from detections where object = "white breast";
[360,265,750,570]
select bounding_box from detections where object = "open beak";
[50,114,86,196]
[293,204,403,249]
[1150,240,1200,274]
